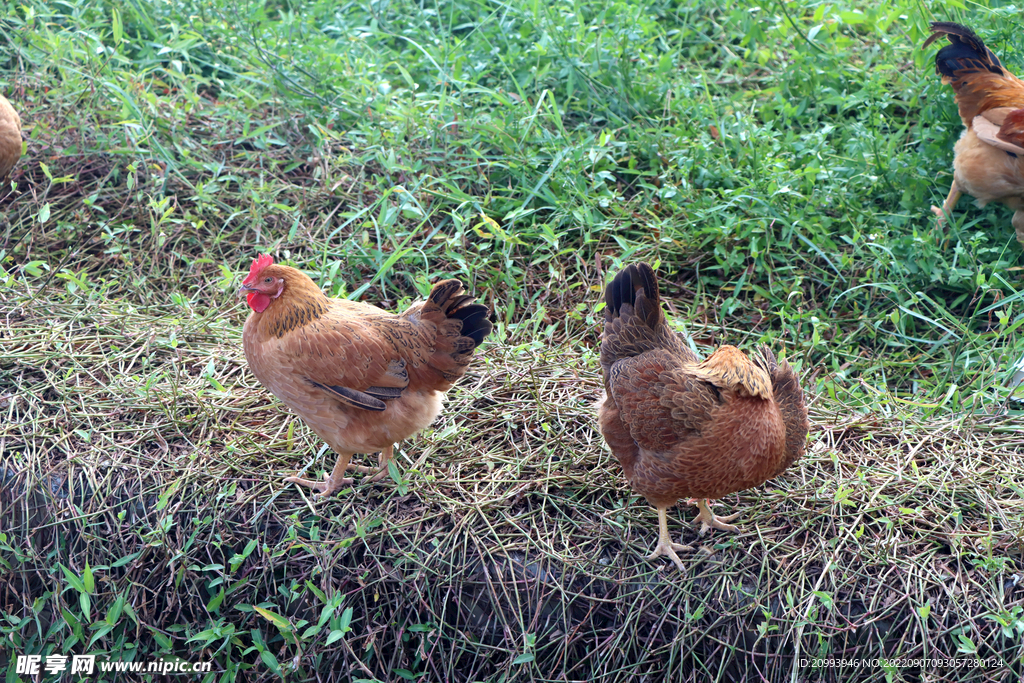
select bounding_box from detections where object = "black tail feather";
[451,304,492,348]
[600,262,695,367]
[925,22,1005,79]
[605,262,662,330]
[424,279,492,350]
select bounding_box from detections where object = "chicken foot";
[647,506,694,571]
[692,499,741,535]
[931,180,961,228]
[285,451,356,497]
[285,445,396,497]
[343,445,394,483]
[1012,209,1024,247]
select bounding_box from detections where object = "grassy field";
[2,0,1023,680]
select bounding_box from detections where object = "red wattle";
[247,291,271,312]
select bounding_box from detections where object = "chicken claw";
[693,499,741,535]
[285,451,356,497]
[648,507,694,571]
[286,445,396,496]
[344,465,389,483]
[343,445,394,483]
[283,472,354,498]
[931,180,961,229]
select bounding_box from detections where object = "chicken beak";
[237,284,254,298]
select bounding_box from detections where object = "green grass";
[1,0,1023,680]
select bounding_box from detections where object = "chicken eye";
[264,277,273,283]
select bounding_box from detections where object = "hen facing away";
[924,22,1024,246]
[0,94,21,181]
[597,263,808,570]
[240,255,492,498]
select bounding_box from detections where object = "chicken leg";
[1012,210,1024,247]
[343,445,394,483]
[692,499,741,535]
[285,445,396,497]
[647,506,693,571]
[285,452,356,497]
[931,180,961,228]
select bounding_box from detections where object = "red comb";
[243,254,274,286]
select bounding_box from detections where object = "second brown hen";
[240,255,492,498]
[597,263,808,570]
[0,93,21,181]
[924,22,1024,246]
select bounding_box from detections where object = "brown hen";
[924,22,1024,246]
[597,263,808,570]
[0,93,21,181]
[240,255,492,497]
